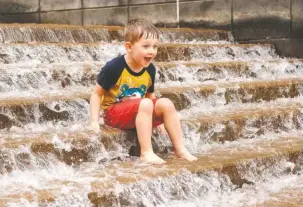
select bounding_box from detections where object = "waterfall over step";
[0,24,302,207]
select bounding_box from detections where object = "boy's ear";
[125,41,132,52]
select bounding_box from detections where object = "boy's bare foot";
[175,148,198,161]
[140,152,167,164]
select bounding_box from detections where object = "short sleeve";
[96,58,123,91]
[146,63,156,93]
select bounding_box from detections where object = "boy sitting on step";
[90,18,197,164]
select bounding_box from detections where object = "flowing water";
[0,25,303,207]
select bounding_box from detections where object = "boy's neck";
[124,54,143,72]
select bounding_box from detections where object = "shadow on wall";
[180,20,229,30]
[233,17,291,41]
[0,1,38,23]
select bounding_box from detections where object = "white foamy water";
[0,42,125,64]
[0,26,232,44]
[1,56,301,95]
[0,26,119,44]
[160,170,303,207]
[1,135,302,207]
[180,96,302,119]
[0,43,278,65]
[156,58,303,87]
[187,45,278,62]
[1,163,93,207]
[1,59,302,101]
[0,26,303,207]
[0,62,101,92]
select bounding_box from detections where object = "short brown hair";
[124,18,159,44]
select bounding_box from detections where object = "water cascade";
[0,24,303,207]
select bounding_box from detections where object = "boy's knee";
[139,98,154,113]
[157,98,175,111]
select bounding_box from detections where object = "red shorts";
[103,98,164,130]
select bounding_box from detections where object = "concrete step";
[87,136,303,206]
[0,90,91,130]
[1,59,302,93]
[0,78,301,129]
[0,125,122,173]
[1,78,301,108]
[0,62,102,92]
[0,24,230,43]
[181,102,302,143]
[156,43,277,62]
[0,136,302,206]
[0,179,85,207]
[0,43,277,64]
[159,78,303,110]
[156,59,303,84]
[0,101,301,173]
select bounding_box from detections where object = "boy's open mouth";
[144,57,152,61]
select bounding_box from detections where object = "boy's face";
[126,32,159,69]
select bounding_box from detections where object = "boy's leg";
[154,98,197,161]
[104,98,166,164]
[136,98,166,164]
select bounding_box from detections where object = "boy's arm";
[90,84,105,132]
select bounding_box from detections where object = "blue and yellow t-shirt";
[97,55,156,110]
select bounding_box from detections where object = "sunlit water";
[0,43,278,65]
[0,26,303,206]
[159,169,303,207]
[0,58,302,93]
[2,139,303,207]
[0,26,232,44]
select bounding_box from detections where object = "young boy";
[90,18,197,164]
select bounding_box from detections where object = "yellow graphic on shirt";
[101,68,152,110]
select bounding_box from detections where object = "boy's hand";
[90,121,100,133]
[157,124,167,136]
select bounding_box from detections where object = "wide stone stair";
[0,24,303,206]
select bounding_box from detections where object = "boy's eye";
[153,45,158,49]
[143,45,149,48]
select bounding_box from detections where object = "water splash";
[0,25,302,206]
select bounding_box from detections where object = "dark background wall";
[0,0,302,58]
